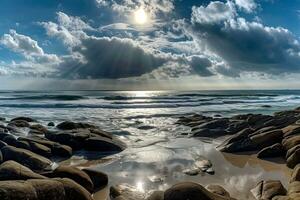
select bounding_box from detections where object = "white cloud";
[191,1,236,24]
[234,0,257,13]
[0,29,44,55]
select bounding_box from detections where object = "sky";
[1,0,300,90]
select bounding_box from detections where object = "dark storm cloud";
[191,2,300,76]
[188,56,214,76]
[59,37,169,79]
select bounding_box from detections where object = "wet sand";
[60,137,292,200]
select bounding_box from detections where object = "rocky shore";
[0,106,299,199]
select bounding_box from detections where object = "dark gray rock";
[0,160,46,180]
[56,121,96,130]
[251,180,287,200]
[1,145,52,171]
[45,166,94,192]
[257,143,284,159]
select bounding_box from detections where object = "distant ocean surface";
[1,90,300,134]
[1,89,300,147]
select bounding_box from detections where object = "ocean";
[0,90,298,199]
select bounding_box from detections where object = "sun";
[134,8,148,25]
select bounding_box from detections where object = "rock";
[0,132,10,140]
[56,121,96,130]
[147,191,164,200]
[8,120,30,128]
[11,117,36,122]
[29,124,48,135]
[110,184,145,200]
[0,140,7,148]
[226,120,249,134]
[192,128,227,137]
[1,135,17,146]
[250,129,283,147]
[164,182,221,200]
[257,143,284,159]
[84,136,125,152]
[206,185,230,198]
[28,141,52,158]
[282,125,300,138]
[137,125,155,130]
[287,147,300,168]
[217,128,257,152]
[0,178,93,200]
[1,145,52,171]
[89,128,113,139]
[282,135,300,150]
[0,117,5,121]
[45,166,94,192]
[286,144,300,159]
[287,181,300,199]
[82,168,108,190]
[290,164,300,183]
[48,122,55,126]
[52,143,72,157]
[18,137,72,157]
[55,178,93,200]
[0,180,38,200]
[183,168,201,176]
[45,130,91,150]
[27,179,65,200]
[15,140,31,149]
[192,119,229,131]
[0,160,46,180]
[251,180,287,200]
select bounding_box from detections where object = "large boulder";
[287,181,300,199]
[290,164,300,183]
[282,125,300,138]
[164,182,226,200]
[0,160,46,180]
[205,185,230,198]
[8,120,30,128]
[82,168,108,190]
[282,135,300,150]
[45,130,91,150]
[29,124,48,135]
[44,166,94,192]
[217,128,257,152]
[286,147,300,169]
[84,136,125,152]
[257,143,284,159]
[56,121,96,130]
[26,179,65,200]
[11,117,36,122]
[191,119,229,132]
[1,145,52,171]
[0,178,93,200]
[250,129,283,147]
[19,137,72,157]
[251,180,287,200]
[0,180,38,200]
[55,178,93,200]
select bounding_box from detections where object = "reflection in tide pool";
[89,138,290,200]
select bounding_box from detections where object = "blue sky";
[1,0,300,90]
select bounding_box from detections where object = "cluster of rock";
[110,181,237,200]
[0,116,126,199]
[251,164,300,199]
[177,107,300,169]
[176,107,300,200]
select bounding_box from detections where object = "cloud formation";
[190,1,300,76]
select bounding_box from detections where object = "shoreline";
[0,105,299,199]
